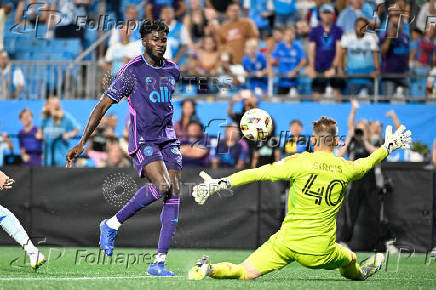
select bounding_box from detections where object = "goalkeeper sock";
[115,184,162,224]
[210,263,248,280]
[157,196,180,254]
[0,205,37,254]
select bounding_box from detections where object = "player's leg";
[189,234,292,280]
[0,205,46,270]
[147,168,180,276]
[100,145,164,256]
[148,144,182,276]
[320,243,384,281]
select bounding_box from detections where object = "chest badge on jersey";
[144,145,154,157]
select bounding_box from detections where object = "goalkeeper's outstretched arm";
[227,157,298,187]
[350,125,412,181]
[192,155,300,205]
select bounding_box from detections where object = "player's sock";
[115,184,162,224]
[153,253,166,264]
[157,196,180,255]
[0,205,34,250]
[339,253,363,280]
[106,216,121,230]
[210,262,248,280]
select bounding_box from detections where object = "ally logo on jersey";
[146,76,175,103]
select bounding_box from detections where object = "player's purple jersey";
[105,54,180,155]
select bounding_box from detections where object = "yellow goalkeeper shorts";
[248,233,354,275]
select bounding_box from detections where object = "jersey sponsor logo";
[171,146,181,155]
[143,145,154,157]
[149,86,172,103]
[0,215,6,222]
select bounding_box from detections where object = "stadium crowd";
[0,0,434,168]
[0,0,434,99]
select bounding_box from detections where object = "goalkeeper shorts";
[248,233,354,275]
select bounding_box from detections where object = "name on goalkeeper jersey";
[313,162,342,173]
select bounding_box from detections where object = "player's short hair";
[312,116,337,140]
[19,108,32,119]
[139,19,169,38]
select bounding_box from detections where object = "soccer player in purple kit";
[66,19,182,276]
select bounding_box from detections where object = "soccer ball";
[239,108,273,141]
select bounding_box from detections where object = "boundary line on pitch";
[0,275,185,281]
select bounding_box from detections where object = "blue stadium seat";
[410,67,428,99]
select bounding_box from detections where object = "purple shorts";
[131,141,182,177]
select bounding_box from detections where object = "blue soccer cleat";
[99,219,118,257]
[147,262,175,276]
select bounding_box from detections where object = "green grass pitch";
[0,247,435,289]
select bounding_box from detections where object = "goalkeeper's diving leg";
[188,256,261,280]
[0,205,46,270]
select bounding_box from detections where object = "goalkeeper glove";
[192,171,232,205]
[382,125,412,155]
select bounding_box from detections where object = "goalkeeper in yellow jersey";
[188,116,412,281]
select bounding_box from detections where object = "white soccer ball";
[239,108,273,141]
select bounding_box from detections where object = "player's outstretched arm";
[351,125,412,180]
[0,170,15,190]
[65,94,114,167]
[192,157,297,205]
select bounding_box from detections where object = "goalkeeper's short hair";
[312,116,338,146]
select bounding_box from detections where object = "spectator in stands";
[205,0,234,16]
[0,51,25,99]
[307,0,328,27]
[273,0,297,28]
[119,120,129,158]
[243,0,273,37]
[212,124,249,169]
[161,5,191,66]
[18,109,42,167]
[14,0,54,27]
[251,123,280,168]
[336,100,379,248]
[41,96,80,167]
[282,119,311,156]
[307,3,344,100]
[193,35,221,74]
[105,24,142,75]
[183,0,209,45]
[0,129,14,167]
[336,0,379,34]
[86,116,109,167]
[380,13,409,97]
[105,113,118,139]
[180,120,210,168]
[174,99,200,139]
[146,0,185,20]
[109,5,142,47]
[410,26,435,69]
[217,3,259,65]
[52,0,89,41]
[227,89,257,125]
[296,19,311,53]
[271,26,307,95]
[416,0,436,33]
[105,143,130,168]
[242,38,267,94]
[341,17,380,95]
[266,26,283,54]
